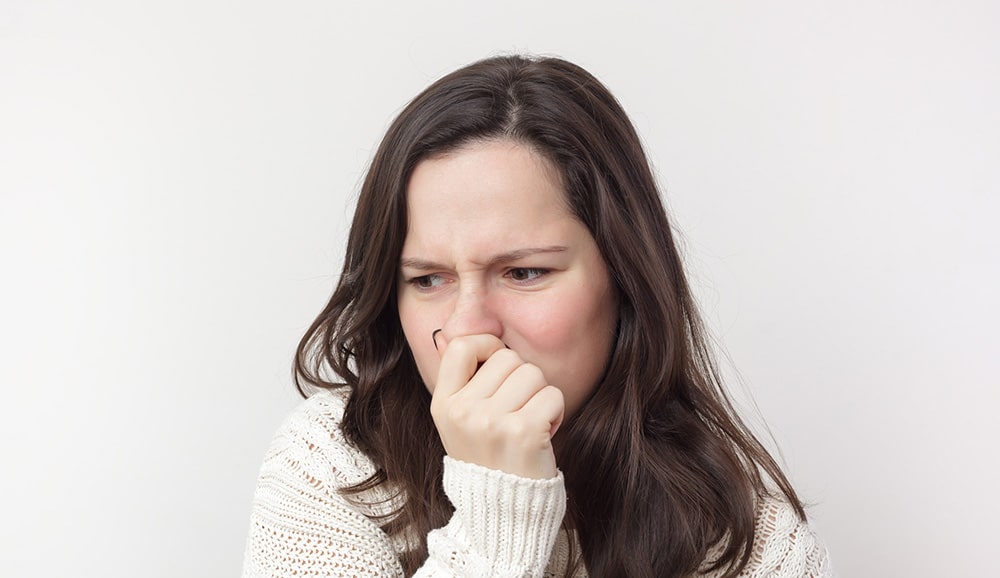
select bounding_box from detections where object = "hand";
[430,334,564,480]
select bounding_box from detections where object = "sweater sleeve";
[416,458,567,578]
[242,390,566,578]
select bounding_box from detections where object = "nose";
[437,284,503,349]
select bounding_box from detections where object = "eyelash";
[407,274,446,290]
[405,268,550,290]
[505,267,549,283]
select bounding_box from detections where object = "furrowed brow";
[399,246,568,271]
[486,246,567,266]
[399,257,447,271]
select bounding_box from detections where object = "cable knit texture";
[243,388,833,577]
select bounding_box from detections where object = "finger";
[461,347,524,399]
[516,385,565,441]
[433,334,506,400]
[487,362,549,413]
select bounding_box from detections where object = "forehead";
[409,140,565,204]
[403,140,576,247]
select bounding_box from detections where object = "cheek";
[506,286,616,416]
[522,311,579,351]
[513,289,614,367]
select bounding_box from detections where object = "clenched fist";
[430,334,565,480]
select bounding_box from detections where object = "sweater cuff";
[439,456,566,575]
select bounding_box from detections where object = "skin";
[397,139,618,479]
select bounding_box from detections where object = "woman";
[243,55,832,577]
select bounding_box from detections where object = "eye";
[408,274,446,290]
[506,268,549,283]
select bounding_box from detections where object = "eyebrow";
[399,246,568,271]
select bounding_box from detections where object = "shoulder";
[259,386,377,489]
[244,388,405,577]
[701,495,833,577]
[742,495,834,577]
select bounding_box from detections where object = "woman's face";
[397,140,618,419]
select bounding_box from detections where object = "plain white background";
[1,1,997,576]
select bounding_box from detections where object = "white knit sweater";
[242,388,832,577]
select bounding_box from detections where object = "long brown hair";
[294,55,804,577]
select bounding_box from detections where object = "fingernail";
[431,328,443,351]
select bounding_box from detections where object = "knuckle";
[491,347,521,365]
[542,384,564,402]
[446,337,474,358]
[474,414,496,437]
[518,363,546,385]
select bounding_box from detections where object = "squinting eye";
[507,268,548,282]
[409,274,446,289]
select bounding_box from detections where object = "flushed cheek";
[511,294,608,372]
